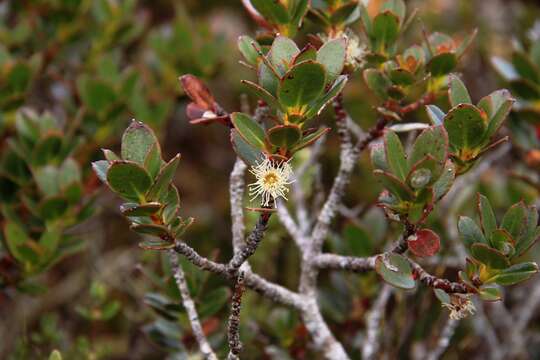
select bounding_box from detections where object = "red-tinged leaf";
[408,229,441,257]
[179,74,216,110]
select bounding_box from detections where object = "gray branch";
[362,285,392,360]
[424,318,459,360]
[169,251,218,360]
[227,272,245,360]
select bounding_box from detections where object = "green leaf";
[432,160,455,200]
[78,77,117,112]
[426,53,457,77]
[258,61,280,96]
[139,238,175,250]
[146,154,181,202]
[343,224,373,257]
[370,141,389,171]
[434,288,451,304]
[373,170,414,201]
[512,51,540,83]
[491,56,518,81]
[375,253,415,289]
[478,194,497,242]
[470,243,510,269]
[291,127,330,152]
[121,202,162,217]
[329,3,358,25]
[384,131,408,180]
[380,0,406,22]
[363,68,391,99]
[250,0,289,24]
[293,45,317,64]
[102,149,120,161]
[231,129,266,167]
[515,206,540,257]
[425,105,445,126]
[388,68,415,85]
[501,201,527,240]
[406,157,436,189]
[3,221,29,263]
[144,143,163,180]
[408,126,448,167]
[171,216,194,238]
[161,186,180,224]
[290,0,309,29]
[92,160,110,183]
[121,121,159,165]
[372,11,400,52]
[444,104,487,150]
[241,80,283,111]
[267,124,302,148]
[39,228,61,257]
[478,285,502,301]
[49,350,62,360]
[458,216,486,247]
[34,165,60,197]
[304,74,348,119]
[230,112,266,150]
[278,61,327,111]
[131,223,170,238]
[493,262,538,286]
[107,161,152,201]
[238,35,259,66]
[509,78,540,100]
[199,287,231,319]
[271,36,300,75]
[490,229,514,256]
[478,89,514,140]
[39,196,69,221]
[316,38,346,83]
[31,133,63,166]
[449,75,472,106]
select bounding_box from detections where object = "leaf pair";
[371,126,453,223]
[426,76,514,174]
[92,121,192,249]
[230,112,330,165]
[457,194,539,287]
[239,35,348,125]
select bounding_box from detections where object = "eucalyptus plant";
[2,0,540,359]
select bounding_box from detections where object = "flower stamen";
[248,158,295,207]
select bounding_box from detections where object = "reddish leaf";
[408,229,441,257]
[179,74,216,110]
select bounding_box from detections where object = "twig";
[230,158,247,252]
[362,285,392,360]
[169,251,218,360]
[424,318,459,360]
[227,272,245,360]
[227,213,271,274]
[313,253,473,294]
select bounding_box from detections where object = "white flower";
[248,158,295,207]
[442,294,476,320]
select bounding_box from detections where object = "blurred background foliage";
[0,0,539,359]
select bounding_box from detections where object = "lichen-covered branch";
[424,318,459,360]
[227,272,245,360]
[362,285,392,360]
[409,260,474,294]
[169,251,218,360]
[229,158,247,252]
[313,253,474,294]
[227,212,271,274]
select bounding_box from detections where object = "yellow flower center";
[263,172,279,187]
